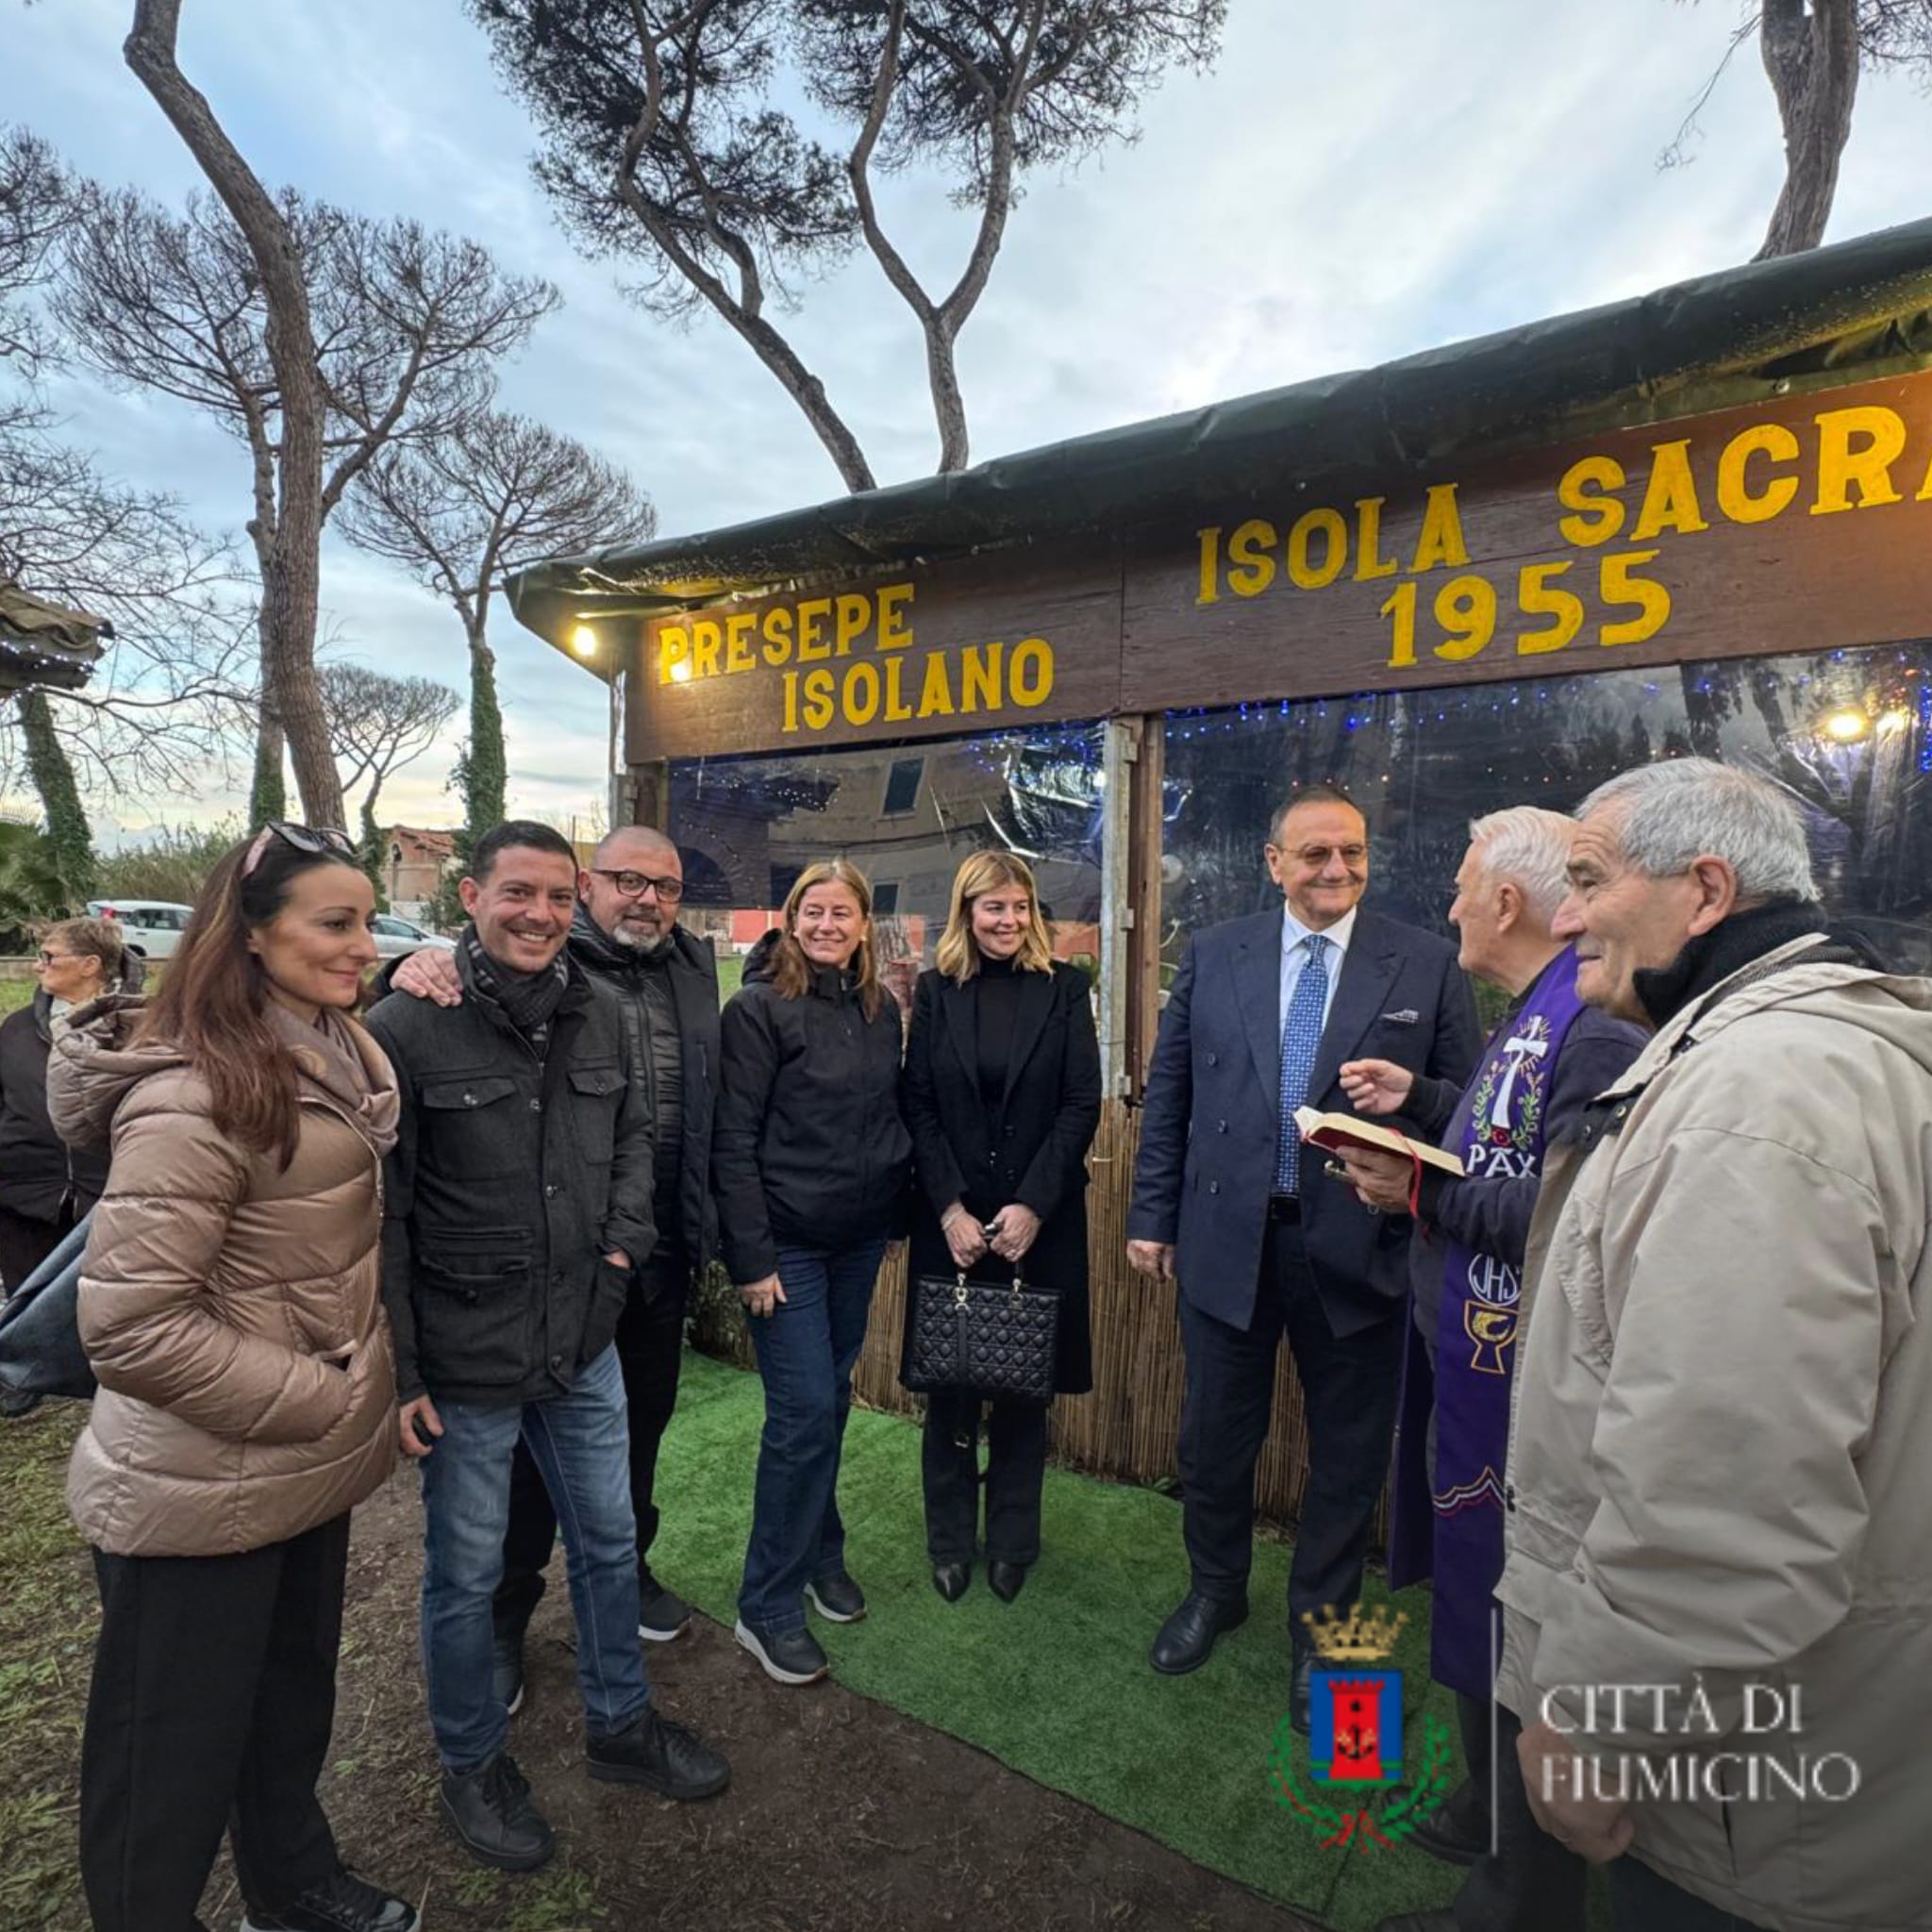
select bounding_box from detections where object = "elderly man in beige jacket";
[1497,758,1932,1932]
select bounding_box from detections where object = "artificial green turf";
[652,1348,1468,1932]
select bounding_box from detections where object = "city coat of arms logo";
[1268,1606,1452,1854]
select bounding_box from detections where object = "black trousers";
[494,1247,687,1637]
[80,1512,349,1932]
[0,1199,73,1293]
[1445,1702,1588,1930]
[1612,1858,1772,1932]
[1176,1217,1403,1632]
[922,1385,1050,1565]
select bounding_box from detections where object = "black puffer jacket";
[712,931,911,1286]
[564,905,720,1272]
[0,992,110,1222]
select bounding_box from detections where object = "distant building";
[382,825,458,922]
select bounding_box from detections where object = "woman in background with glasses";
[0,917,133,1290]
[902,851,1101,1603]
[48,824,419,1932]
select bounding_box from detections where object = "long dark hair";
[135,833,365,1166]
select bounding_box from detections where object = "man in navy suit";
[1127,784,1481,1729]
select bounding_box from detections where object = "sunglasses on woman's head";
[242,822,356,878]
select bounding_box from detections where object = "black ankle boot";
[987,1559,1026,1602]
[932,1560,972,1602]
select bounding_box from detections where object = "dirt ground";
[139,1463,1318,1932]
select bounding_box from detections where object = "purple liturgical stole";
[1406,947,1589,1700]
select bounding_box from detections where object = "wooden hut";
[507,219,1932,1529]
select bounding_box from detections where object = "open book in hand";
[1294,1108,1465,1178]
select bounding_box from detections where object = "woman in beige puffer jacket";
[48,824,418,1932]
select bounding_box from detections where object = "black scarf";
[567,900,674,977]
[460,924,568,1043]
[1632,897,1830,1031]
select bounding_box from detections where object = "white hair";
[1466,807,1574,922]
[1576,758,1817,902]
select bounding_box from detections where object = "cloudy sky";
[8,0,1929,841]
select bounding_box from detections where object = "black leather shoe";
[987,1559,1026,1603]
[491,1627,525,1719]
[1291,1647,1315,1734]
[242,1867,419,1931]
[931,1560,972,1602]
[806,1568,867,1622]
[588,1705,730,1800]
[1408,1777,1490,1865]
[440,1752,554,1872]
[1374,1912,1460,1931]
[1149,1591,1249,1674]
[734,1618,830,1684]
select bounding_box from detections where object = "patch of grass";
[0,977,35,1015]
[0,1403,94,1931]
[503,1859,603,1931]
[655,1351,1462,1932]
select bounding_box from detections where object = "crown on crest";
[1299,1604,1407,1664]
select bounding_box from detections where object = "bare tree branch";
[318,658,460,849]
[339,409,654,841]
[1755,0,1861,257]
[472,0,1222,483]
[0,125,75,373]
[57,150,558,817]
[0,412,255,799]
[1674,2,1928,258]
[123,0,341,822]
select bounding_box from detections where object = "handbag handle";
[953,1267,1030,1300]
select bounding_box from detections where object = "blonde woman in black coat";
[901,852,1101,1603]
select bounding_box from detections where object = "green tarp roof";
[0,582,109,695]
[508,215,1932,667]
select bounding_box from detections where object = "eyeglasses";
[242,823,355,877]
[589,868,684,904]
[1282,843,1368,868]
[36,949,74,966]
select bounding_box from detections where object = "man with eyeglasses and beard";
[389,824,718,1705]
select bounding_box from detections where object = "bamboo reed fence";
[689,1100,1395,1542]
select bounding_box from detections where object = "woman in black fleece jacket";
[713,858,910,1688]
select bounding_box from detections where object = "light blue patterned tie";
[1274,933,1331,1196]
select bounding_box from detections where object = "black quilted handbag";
[903,1267,1058,1403]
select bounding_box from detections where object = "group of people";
[30,816,1102,1932]
[1124,764,1930,1932]
[15,748,1930,1932]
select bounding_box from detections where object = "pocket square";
[1380,1008,1419,1025]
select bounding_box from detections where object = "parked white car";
[85,899,194,960]
[370,913,457,960]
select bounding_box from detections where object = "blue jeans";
[738,1239,886,1633]
[419,1344,648,1773]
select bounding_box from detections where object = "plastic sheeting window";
[1160,643,1932,981]
[667,724,1108,1012]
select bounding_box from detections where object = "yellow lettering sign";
[1813,405,1907,515]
